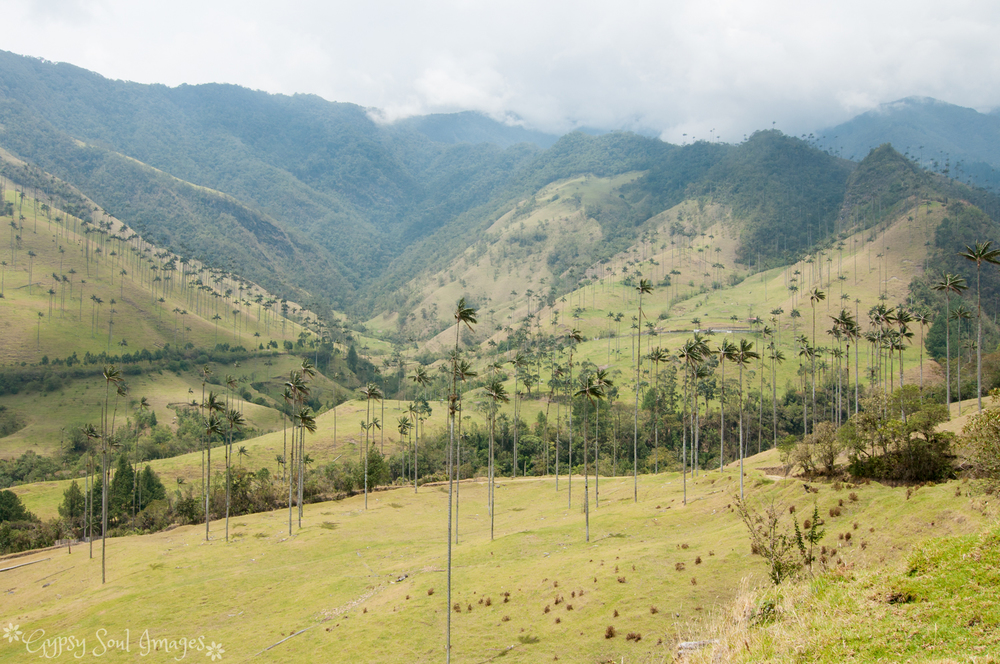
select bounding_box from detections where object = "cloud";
[4,0,1000,142]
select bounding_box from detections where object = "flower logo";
[3,623,22,644]
[206,641,225,661]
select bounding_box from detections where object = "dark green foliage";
[0,405,25,438]
[840,390,955,483]
[137,465,167,510]
[358,448,391,490]
[108,454,135,522]
[694,131,853,265]
[0,520,59,554]
[173,488,201,524]
[58,480,85,534]
[58,480,86,520]
[0,489,35,523]
[0,450,61,489]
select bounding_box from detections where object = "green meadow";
[2,449,994,663]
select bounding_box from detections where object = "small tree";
[0,490,35,522]
[58,480,86,537]
[735,499,824,584]
[962,388,1000,484]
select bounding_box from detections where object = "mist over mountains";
[817,96,1000,190]
[0,49,997,324]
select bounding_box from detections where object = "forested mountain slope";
[817,96,1000,191]
[4,50,1000,331]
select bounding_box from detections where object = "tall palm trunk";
[682,367,688,505]
[583,396,590,542]
[720,358,726,472]
[738,363,745,501]
[945,292,952,413]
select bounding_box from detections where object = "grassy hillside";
[691,483,1000,662]
[0,163,308,365]
[1,452,993,663]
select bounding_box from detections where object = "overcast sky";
[6,0,1000,143]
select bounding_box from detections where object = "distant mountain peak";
[874,96,949,113]
[816,96,1000,190]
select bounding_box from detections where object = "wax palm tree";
[295,407,316,526]
[397,416,412,480]
[408,365,430,490]
[692,361,712,474]
[933,274,967,414]
[285,371,309,529]
[575,374,605,542]
[131,396,150,517]
[676,338,703,505]
[81,423,100,559]
[633,278,653,502]
[484,379,509,542]
[446,298,476,662]
[508,351,528,478]
[547,364,565,488]
[564,328,583,508]
[894,307,914,419]
[359,382,382,510]
[913,310,931,402]
[834,308,860,416]
[407,402,420,492]
[951,305,972,415]
[202,391,224,541]
[716,339,738,471]
[768,344,785,448]
[734,339,759,500]
[453,358,477,544]
[809,288,826,432]
[224,408,245,542]
[237,446,249,467]
[592,367,613,506]
[647,348,669,474]
[297,360,317,525]
[959,242,1000,412]
[757,326,773,451]
[99,364,123,584]
[280,385,293,483]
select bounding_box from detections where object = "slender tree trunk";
[945,292,951,416]
[594,403,600,509]
[568,352,573,508]
[489,412,495,540]
[583,400,590,542]
[446,410,454,663]
[977,268,983,412]
[720,359,726,472]
[739,365,745,501]
[682,369,688,505]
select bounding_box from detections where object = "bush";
[794,421,840,475]
[0,520,60,555]
[962,388,1000,484]
[0,489,36,522]
[735,499,824,585]
[840,391,954,482]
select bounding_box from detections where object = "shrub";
[842,390,954,482]
[736,499,825,584]
[963,389,1000,484]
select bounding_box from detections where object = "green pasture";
[1,450,994,663]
